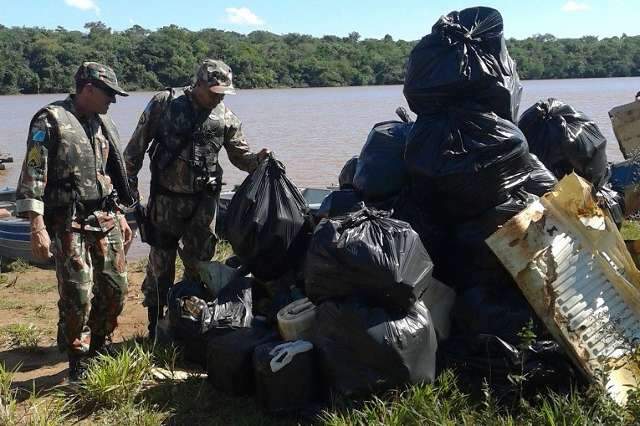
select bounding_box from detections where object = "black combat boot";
[147,305,165,340]
[68,352,88,383]
[89,334,115,357]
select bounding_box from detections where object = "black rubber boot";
[147,305,165,340]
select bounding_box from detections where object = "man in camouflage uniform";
[124,59,269,338]
[16,62,134,381]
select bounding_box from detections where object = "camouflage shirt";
[16,96,114,218]
[124,87,259,194]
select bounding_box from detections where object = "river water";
[1,77,639,259]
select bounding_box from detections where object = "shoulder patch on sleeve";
[27,146,43,168]
[31,129,46,143]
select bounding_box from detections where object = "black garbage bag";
[225,155,310,281]
[451,190,537,274]
[353,120,412,202]
[254,340,319,414]
[518,98,609,189]
[167,280,212,341]
[206,325,279,396]
[391,187,452,278]
[338,156,358,190]
[405,108,531,222]
[452,282,540,343]
[524,154,558,196]
[439,335,577,401]
[596,185,625,228]
[403,6,522,122]
[305,208,434,312]
[312,300,437,397]
[315,189,363,221]
[168,278,254,366]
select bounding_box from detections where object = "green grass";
[77,343,152,409]
[3,336,639,425]
[621,220,640,240]
[0,363,19,425]
[213,240,233,262]
[129,257,149,274]
[2,323,42,351]
[18,281,57,294]
[94,401,169,425]
[3,258,32,273]
[0,300,24,310]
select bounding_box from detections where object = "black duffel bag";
[518,98,609,189]
[405,107,531,222]
[312,300,437,397]
[403,6,522,122]
[305,208,434,312]
[225,155,310,281]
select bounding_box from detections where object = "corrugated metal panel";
[487,174,640,405]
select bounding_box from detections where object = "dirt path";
[0,264,148,395]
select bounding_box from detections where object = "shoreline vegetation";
[1,23,639,95]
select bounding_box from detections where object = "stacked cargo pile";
[160,5,638,415]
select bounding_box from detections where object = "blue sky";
[1,0,637,40]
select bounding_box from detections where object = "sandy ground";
[0,263,149,394]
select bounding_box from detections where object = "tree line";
[1,22,639,95]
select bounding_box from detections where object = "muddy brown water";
[1,78,639,260]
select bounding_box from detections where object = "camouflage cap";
[74,61,129,96]
[195,59,236,95]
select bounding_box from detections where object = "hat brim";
[102,80,129,97]
[208,85,236,95]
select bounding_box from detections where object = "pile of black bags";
[162,6,622,415]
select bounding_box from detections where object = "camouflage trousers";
[51,219,128,355]
[142,190,219,308]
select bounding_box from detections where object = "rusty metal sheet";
[487,173,640,405]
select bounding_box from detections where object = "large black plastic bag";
[405,108,531,221]
[338,156,358,189]
[523,154,558,196]
[225,156,310,281]
[518,98,609,189]
[439,335,577,401]
[305,208,434,312]
[312,300,437,397]
[315,189,363,220]
[403,7,522,122]
[353,120,412,202]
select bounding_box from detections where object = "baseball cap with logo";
[195,59,236,95]
[74,61,129,97]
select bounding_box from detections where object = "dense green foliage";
[0,23,639,94]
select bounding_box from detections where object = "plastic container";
[277,298,317,341]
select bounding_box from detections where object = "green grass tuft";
[0,363,19,425]
[4,258,32,273]
[77,343,152,409]
[95,401,169,425]
[2,323,42,351]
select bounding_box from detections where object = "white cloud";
[64,0,100,14]
[225,7,264,26]
[561,1,591,12]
